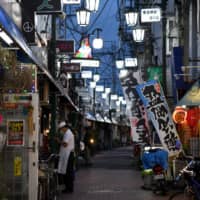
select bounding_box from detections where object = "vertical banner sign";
[21,0,62,43]
[136,80,181,156]
[21,0,35,43]
[119,69,150,143]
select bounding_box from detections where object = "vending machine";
[0,93,39,200]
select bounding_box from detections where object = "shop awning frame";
[0,6,79,111]
[176,80,200,107]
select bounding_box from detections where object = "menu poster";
[7,120,24,146]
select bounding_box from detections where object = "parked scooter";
[141,146,168,195]
[152,164,167,195]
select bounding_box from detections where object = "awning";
[176,80,200,106]
[0,7,78,111]
[85,112,96,121]
[95,113,105,122]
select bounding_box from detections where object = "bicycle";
[168,157,200,200]
[38,154,60,200]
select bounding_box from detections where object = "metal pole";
[162,0,167,94]
[49,14,57,153]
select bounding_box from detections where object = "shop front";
[173,80,200,156]
[0,6,71,200]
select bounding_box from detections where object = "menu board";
[7,120,24,146]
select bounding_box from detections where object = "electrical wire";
[86,0,110,32]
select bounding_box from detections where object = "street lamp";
[132,27,145,42]
[93,72,100,82]
[76,7,91,26]
[92,28,103,49]
[86,0,100,12]
[125,10,138,26]
[116,48,124,69]
[124,0,138,26]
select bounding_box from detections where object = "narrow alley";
[59,146,171,200]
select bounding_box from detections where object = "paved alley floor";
[58,146,172,200]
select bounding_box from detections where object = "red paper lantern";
[186,107,199,127]
[172,107,187,124]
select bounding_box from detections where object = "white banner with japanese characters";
[136,80,181,156]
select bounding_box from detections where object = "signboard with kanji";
[136,80,181,156]
[56,40,75,54]
[141,8,161,23]
[61,63,80,73]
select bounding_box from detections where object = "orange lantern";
[172,107,187,124]
[186,107,199,127]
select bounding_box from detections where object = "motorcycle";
[152,164,167,195]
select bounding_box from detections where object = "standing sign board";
[136,80,181,156]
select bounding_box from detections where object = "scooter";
[152,164,167,195]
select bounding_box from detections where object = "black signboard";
[61,63,80,73]
[56,40,75,54]
[21,0,63,43]
[21,0,35,43]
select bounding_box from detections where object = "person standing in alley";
[55,121,75,193]
[83,127,93,166]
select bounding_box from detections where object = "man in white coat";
[56,121,75,193]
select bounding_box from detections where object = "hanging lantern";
[172,107,187,124]
[86,0,100,12]
[92,38,103,49]
[76,8,91,26]
[132,28,145,42]
[93,73,100,82]
[116,60,124,69]
[92,28,103,49]
[125,11,138,26]
[186,107,199,128]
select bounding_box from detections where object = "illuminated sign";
[61,63,80,73]
[63,0,80,4]
[71,58,100,67]
[56,40,75,54]
[141,8,161,23]
[75,37,92,58]
[81,70,92,78]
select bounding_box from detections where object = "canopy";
[0,6,78,111]
[176,80,200,106]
